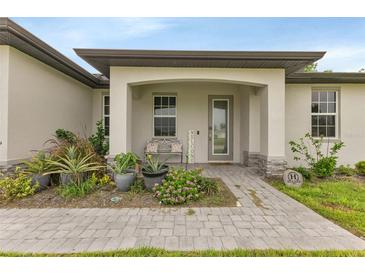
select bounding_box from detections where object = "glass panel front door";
[208,95,233,162]
[213,99,229,155]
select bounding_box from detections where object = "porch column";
[109,78,132,157]
[244,88,261,166]
[258,81,287,176]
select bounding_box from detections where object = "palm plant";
[46,146,105,185]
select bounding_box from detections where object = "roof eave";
[0,18,109,89]
[74,48,325,78]
[286,73,365,84]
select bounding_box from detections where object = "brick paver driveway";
[0,165,364,253]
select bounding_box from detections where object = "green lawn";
[1,247,365,257]
[270,179,365,238]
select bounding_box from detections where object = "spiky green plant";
[142,154,168,174]
[23,151,53,175]
[46,146,105,185]
[110,152,139,174]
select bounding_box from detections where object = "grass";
[1,247,365,257]
[270,179,365,238]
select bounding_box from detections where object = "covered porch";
[110,69,287,176]
[76,49,325,176]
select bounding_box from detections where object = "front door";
[208,95,233,162]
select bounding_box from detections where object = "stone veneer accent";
[243,151,287,177]
[243,151,260,167]
[257,155,287,177]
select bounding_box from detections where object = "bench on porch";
[144,138,183,163]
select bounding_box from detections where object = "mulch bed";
[0,178,237,208]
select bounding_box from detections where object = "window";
[153,95,176,137]
[311,89,337,138]
[103,95,110,137]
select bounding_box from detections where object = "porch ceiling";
[74,48,325,78]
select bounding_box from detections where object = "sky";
[12,17,365,74]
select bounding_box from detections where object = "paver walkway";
[0,165,364,253]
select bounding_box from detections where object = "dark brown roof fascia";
[74,48,326,59]
[0,18,109,89]
[74,48,326,77]
[286,72,365,84]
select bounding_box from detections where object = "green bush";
[336,165,355,176]
[58,173,110,199]
[292,166,312,180]
[289,133,344,178]
[111,152,139,174]
[129,179,145,194]
[89,120,109,157]
[312,157,337,178]
[0,168,39,200]
[197,177,218,195]
[55,129,76,144]
[153,168,218,205]
[355,161,365,175]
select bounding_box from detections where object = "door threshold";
[207,161,234,164]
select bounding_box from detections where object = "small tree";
[304,63,318,72]
[89,120,109,157]
[289,133,344,177]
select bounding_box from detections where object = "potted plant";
[23,151,53,190]
[110,152,139,192]
[142,154,169,190]
[46,145,104,185]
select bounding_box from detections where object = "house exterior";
[1,18,365,176]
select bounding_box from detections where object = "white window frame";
[311,88,339,139]
[103,95,110,137]
[152,95,177,138]
[212,99,230,156]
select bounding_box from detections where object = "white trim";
[311,88,339,139]
[152,95,177,138]
[211,98,230,156]
[102,95,110,137]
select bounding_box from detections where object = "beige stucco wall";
[131,81,248,163]
[0,46,10,164]
[4,47,94,163]
[286,83,365,167]
[109,66,286,163]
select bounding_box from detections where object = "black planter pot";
[142,165,169,191]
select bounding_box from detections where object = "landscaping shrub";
[292,166,312,180]
[112,152,139,174]
[153,168,218,205]
[47,145,105,185]
[197,177,218,195]
[58,173,110,199]
[336,165,355,176]
[89,120,109,157]
[0,167,39,200]
[312,157,337,178]
[55,129,76,144]
[289,133,344,178]
[23,151,53,175]
[129,179,145,194]
[355,161,365,175]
